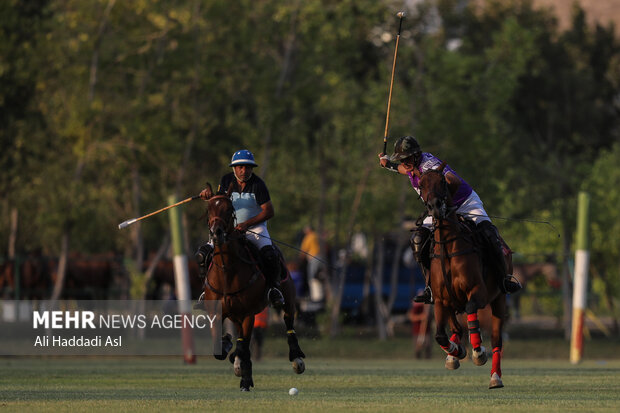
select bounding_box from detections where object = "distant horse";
[145,259,204,300]
[0,253,52,299]
[200,184,305,391]
[418,164,509,389]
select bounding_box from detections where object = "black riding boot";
[260,245,285,308]
[195,244,214,279]
[411,227,433,304]
[478,221,522,294]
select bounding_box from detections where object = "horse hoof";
[445,355,460,370]
[292,358,305,374]
[234,356,242,377]
[489,372,504,389]
[240,377,254,391]
[472,346,488,366]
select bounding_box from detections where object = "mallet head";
[118,218,137,230]
[397,11,406,19]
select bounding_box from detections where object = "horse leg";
[214,332,233,361]
[434,303,465,370]
[232,317,255,392]
[282,280,306,374]
[465,299,488,367]
[488,295,506,389]
[213,312,233,360]
[448,312,467,360]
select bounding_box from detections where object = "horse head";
[206,183,235,246]
[419,163,452,220]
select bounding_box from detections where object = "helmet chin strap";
[233,170,253,183]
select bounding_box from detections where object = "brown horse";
[418,164,508,389]
[200,185,305,391]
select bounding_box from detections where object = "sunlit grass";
[1,357,618,412]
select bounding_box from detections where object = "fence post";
[168,195,196,364]
[570,191,590,364]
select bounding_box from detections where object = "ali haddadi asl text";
[34,335,121,347]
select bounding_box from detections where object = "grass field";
[1,336,619,412]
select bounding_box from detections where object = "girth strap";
[205,243,263,298]
[205,269,262,297]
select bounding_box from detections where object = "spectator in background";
[300,225,323,302]
[251,307,269,361]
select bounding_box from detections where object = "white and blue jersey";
[217,173,273,249]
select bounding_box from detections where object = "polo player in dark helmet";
[196,149,285,308]
[379,136,521,304]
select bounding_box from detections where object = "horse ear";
[438,161,447,172]
[226,182,234,198]
[205,182,213,193]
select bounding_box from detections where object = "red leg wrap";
[440,342,460,357]
[491,347,502,377]
[467,313,482,350]
[449,333,460,345]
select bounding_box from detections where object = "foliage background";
[1,0,619,318]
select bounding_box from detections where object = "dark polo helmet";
[389,136,421,163]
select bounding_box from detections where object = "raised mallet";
[118,195,200,229]
[383,11,406,154]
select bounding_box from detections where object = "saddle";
[455,216,489,259]
[456,215,502,275]
[239,237,288,284]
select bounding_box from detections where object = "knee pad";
[478,221,500,244]
[195,244,213,264]
[410,227,431,268]
[260,245,277,263]
[260,245,281,281]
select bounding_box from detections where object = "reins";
[205,196,262,299]
[420,168,478,308]
[430,216,478,308]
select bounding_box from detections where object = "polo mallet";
[383,11,406,154]
[118,195,200,229]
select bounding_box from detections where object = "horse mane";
[226,182,234,197]
[423,162,461,202]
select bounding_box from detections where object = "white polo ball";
[288,387,299,396]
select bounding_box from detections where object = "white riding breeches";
[206,222,272,249]
[244,223,272,249]
[421,190,491,228]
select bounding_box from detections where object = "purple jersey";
[406,152,473,207]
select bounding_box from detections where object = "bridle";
[207,195,236,245]
[420,169,475,307]
[204,195,262,297]
[420,169,454,221]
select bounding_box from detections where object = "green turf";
[1,356,619,412]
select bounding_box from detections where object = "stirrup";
[503,275,522,294]
[413,286,433,304]
[193,292,205,310]
[268,287,285,308]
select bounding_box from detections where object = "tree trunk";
[8,208,17,259]
[131,161,144,275]
[50,231,69,302]
[260,6,298,179]
[374,234,387,340]
[51,0,115,303]
[386,182,409,312]
[329,164,372,337]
